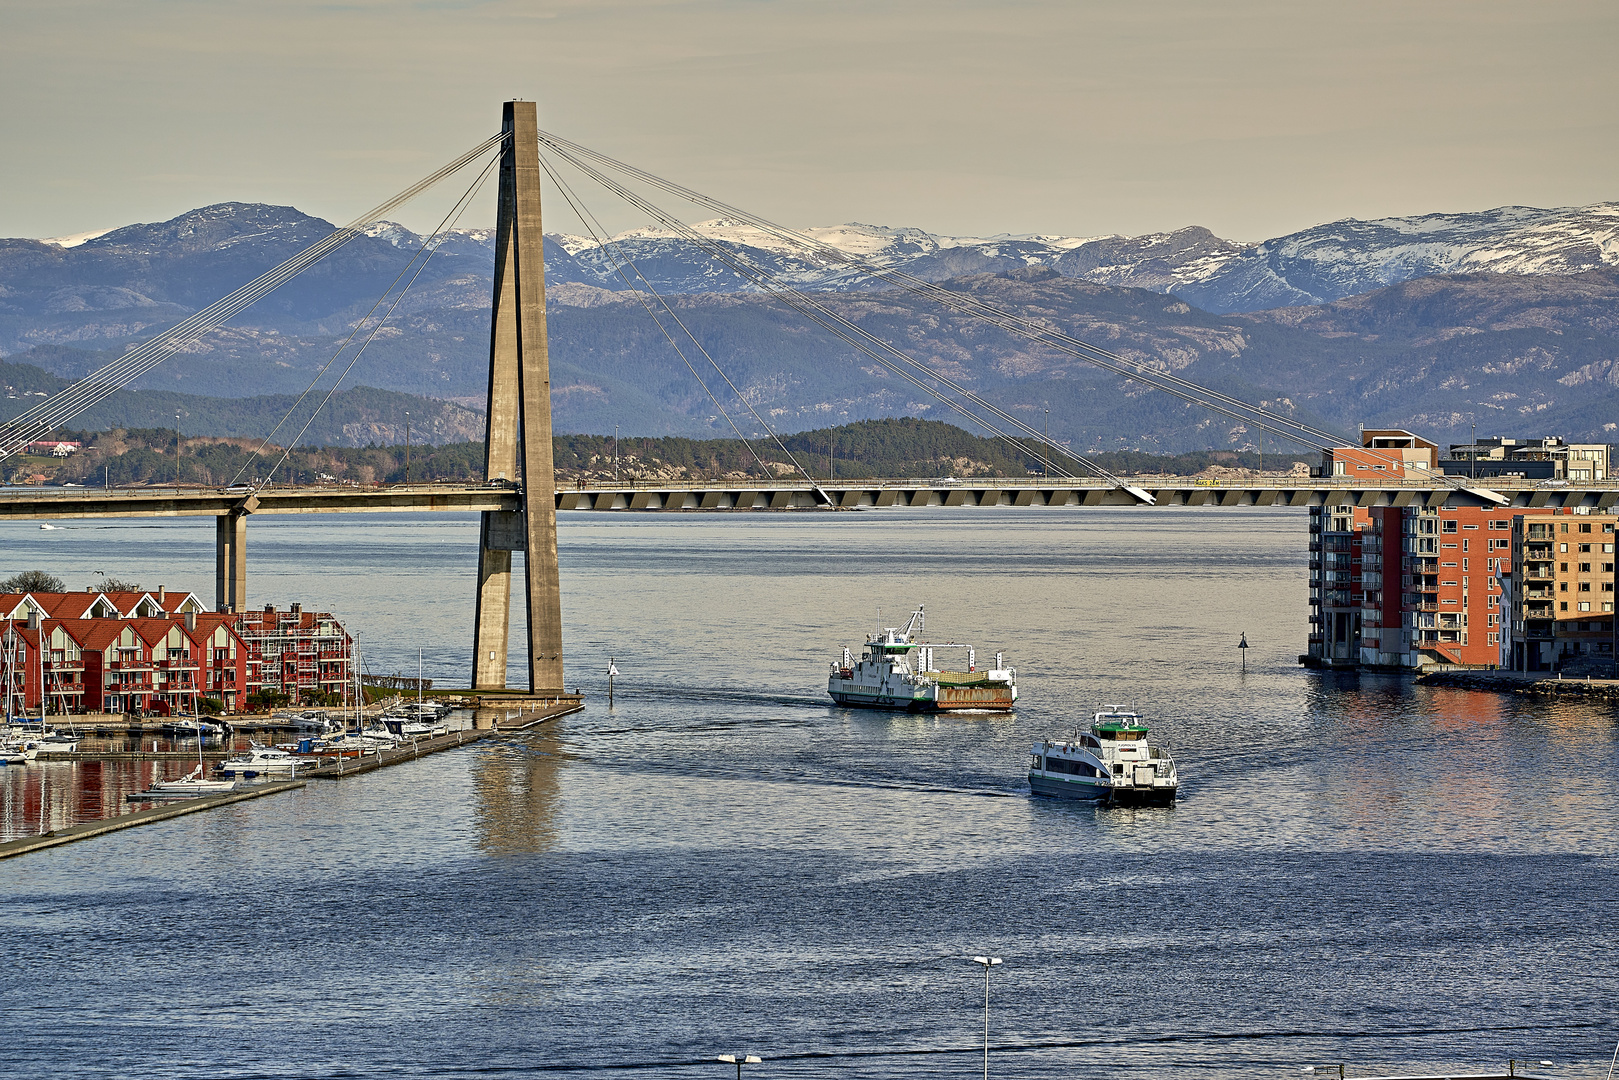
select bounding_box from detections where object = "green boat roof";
[1093,719,1148,733]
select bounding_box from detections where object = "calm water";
[1,508,1615,1079]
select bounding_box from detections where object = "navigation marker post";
[1239,631,1249,673]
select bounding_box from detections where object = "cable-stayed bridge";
[4,101,1604,691]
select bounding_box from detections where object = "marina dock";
[2,695,585,857]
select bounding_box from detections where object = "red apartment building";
[2,588,350,715]
[235,603,355,704]
[1,606,256,716]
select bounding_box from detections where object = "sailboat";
[131,697,239,799]
[1,626,29,764]
[4,623,80,758]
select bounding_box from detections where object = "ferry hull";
[829,684,1016,713]
[1029,771,1176,806]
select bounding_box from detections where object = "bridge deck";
[2,477,1617,519]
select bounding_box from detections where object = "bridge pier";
[215,512,246,613]
[471,101,564,693]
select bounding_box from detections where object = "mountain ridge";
[6,199,1619,451]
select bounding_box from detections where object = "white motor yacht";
[1029,706,1178,806]
[214,743,316,780]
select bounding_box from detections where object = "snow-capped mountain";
[7,198,1619,449]
[358,202,1619,314]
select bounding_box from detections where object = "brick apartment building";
[1308,503,1557,668]
[1305,424,1617,671]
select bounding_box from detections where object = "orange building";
[1502,512,1618,673]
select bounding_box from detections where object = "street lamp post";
[971,955,1001,1080]
[716,1053,761,1080]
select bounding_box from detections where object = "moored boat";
[1029,706,1178,805]
[129,765,240,800]
[828,606,1016,712]
[213,743,316,780]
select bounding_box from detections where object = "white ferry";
[828,606,1016,712]
[1029,707,1178,805]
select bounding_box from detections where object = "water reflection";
[471,731,564,855]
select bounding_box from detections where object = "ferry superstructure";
[1029,707,1178,805]
[828,606,1016,712]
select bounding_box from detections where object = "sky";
[3,0,1616,244]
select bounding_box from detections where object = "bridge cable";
[553,157,1088,482]
[231,150,502,489]
[534,130,1342,453]
[0,133,504,459]
[536,150,836,502]
[544,145,1080,481]
[538,128,1338,450]
[539,143,1109,484]
[537,138,1293,480]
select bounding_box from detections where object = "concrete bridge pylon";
[472,100,565,693]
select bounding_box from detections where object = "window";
[1560,543,1569,552]
[1579,602,1591,611]
[1561,602,1569,611]
[1488,633,1499,645]
[1561,563,1569,572]
[1463,523,1479,530]
[1491,519,1510,530]
[1560,582,1569,592]
[1463,559,1469,570]
[1580,582,1592,592]
[1606,602,1616,612]
[1581,562,1593,573]
[1580,544,1592,553]
[1561,523,1570,533]
[1443,521,1458,533]
[1580,523,1593,533]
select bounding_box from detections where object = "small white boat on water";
[129,765,240,800]
[828,606,1017,712]
[13,730,80,758]
[1029,706,1179,806]
[214,743,316,780]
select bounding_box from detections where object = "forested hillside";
[6,418,1311,488]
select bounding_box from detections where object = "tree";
[0,569,65,593]
[246,690,291,713]
[99,576,142,592]
[198,697,225,716]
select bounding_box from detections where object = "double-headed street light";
[716,1053,762,1080]
[971,955,1002,1080]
